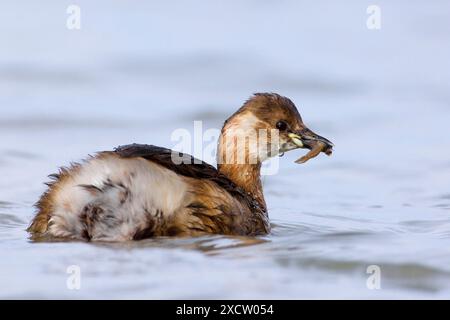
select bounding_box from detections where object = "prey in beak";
[288,128,333,164]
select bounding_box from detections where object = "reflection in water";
[31,232,269,255]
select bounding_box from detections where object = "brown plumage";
[27,93,333,241]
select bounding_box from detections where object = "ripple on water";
[432,203,450,210]
[2,150,40,160]
[428,194,450,210]
[270,220,319,237]
[399,219,450,238]
[0,201,18,209]
[0,201,28,240]
[0,213,26,228]
[275,256,450,293]
[0,212,27,242]
[438,193,450,200]
[301,211,372,223]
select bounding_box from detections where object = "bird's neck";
[216,123,267,209]
[217,162,266,209]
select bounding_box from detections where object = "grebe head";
[217,93,333,166]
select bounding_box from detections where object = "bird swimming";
[27,93,333,241]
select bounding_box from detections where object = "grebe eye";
[276,120,287,131]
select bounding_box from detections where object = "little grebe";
[28,93,333,241]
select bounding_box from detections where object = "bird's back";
[28,144,269,241]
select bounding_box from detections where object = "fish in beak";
[288,127,334,164]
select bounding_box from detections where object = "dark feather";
[115,144,249,199]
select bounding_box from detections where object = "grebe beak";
[288,127,334,155]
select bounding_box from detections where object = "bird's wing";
[114,143,242,196]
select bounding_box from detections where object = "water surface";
[1,0,450,299]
